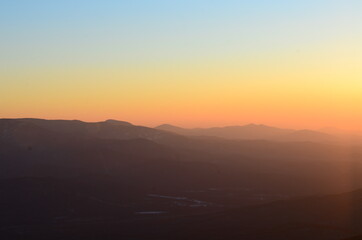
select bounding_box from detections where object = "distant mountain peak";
[155,124,184,130]
[242,123,286,129]
[104,119,133,126]
[244,123,268,128]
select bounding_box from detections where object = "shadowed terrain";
[1,118,362,239]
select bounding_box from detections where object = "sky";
[1,0,362,130]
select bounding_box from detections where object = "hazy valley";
[1,118,362,239]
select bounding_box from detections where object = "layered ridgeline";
[1,118,362,240]
[1,118,362,193]
[156,123,335,142]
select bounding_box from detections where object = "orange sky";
[2,52,362,131]
[1,1,362,130]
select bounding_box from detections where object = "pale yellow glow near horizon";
[2,1,362,131]
[1,43,362,131]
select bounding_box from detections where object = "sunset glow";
[1,1,362,130]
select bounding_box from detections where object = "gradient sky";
[1,0,362,130]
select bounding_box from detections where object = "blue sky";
[1,1,362,129]
[1,0,361,68]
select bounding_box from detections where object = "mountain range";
[1,118,362,240]
[156,123,335,142]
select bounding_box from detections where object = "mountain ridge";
[155,123,334,142]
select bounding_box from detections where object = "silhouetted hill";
[1,118,362,195]
[2,118,362,240]
[104,119,133,126]
[156,123,293,139]
[1,118,186,145]
[278,129,335,142]
[156,124,185,131]
[156,123,335,142]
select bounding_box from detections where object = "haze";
[3,2,362,239]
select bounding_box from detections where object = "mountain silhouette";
[156,123,335,142]
[1,118,362,240]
